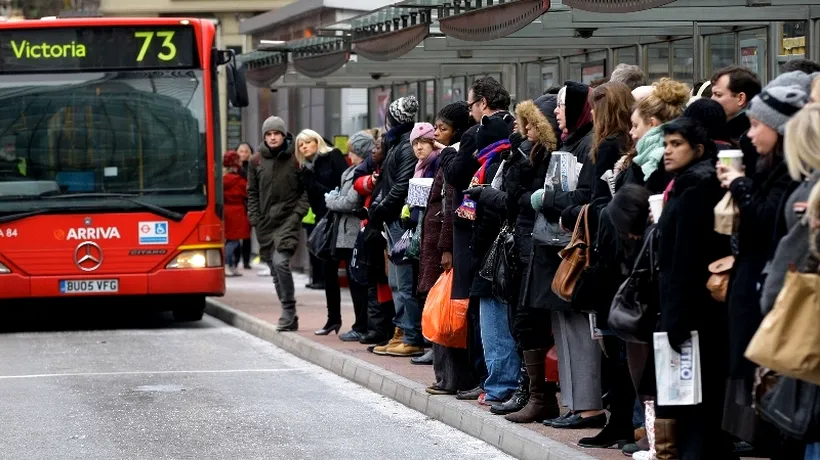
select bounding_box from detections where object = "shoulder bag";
[551,205,591,301]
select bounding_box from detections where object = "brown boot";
[654,418,679,460]
[373,327,403,355]
[505,349,560,423]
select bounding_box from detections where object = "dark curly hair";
[436,101,475,145]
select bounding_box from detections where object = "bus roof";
[0,17,208,30]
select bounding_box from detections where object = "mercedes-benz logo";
[74,241,103,272]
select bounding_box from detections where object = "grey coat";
[325,165,364,250]
[760,171,820,314]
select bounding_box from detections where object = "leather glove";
[509,131,525,152]
[354,207,369,220]
[666,328,690,355]
[368,203,389,224]
[463,186,484,201]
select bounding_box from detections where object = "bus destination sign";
[0,26,198,72]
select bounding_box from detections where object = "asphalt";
[0,308,514,460]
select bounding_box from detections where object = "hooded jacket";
[247,134,310,254]
[223,171,251,241]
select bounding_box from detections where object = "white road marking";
[0,367,312,380]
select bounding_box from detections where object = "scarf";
[413,148,440,178]
[634,125,666,180]
[456,139,510,220]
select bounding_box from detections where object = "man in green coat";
[247,116,309,331]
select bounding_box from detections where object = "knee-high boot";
[505,349,560,423]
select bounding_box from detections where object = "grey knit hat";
[765,70,819,94]
[348,131,374,159]
[748,85,808,135]
[388,96,419,126]
[261,116,286,137]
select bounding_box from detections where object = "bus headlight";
[0,261,10,274]
[166,249,222,269]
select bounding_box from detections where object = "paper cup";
[649,194,664,224]
[717,150,743,171]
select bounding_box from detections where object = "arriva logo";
[11,40,87,59]
[66,227,121,240]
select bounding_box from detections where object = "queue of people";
[230,58,820,460]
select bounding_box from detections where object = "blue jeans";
[479,297,521,401]
[225,240,241,268]
[387,221,423,346]
[807,443,820,460]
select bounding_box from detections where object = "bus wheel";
[172,296,205,322]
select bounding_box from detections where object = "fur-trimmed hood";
[515,96,558,151]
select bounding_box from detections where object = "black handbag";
[760,375,820,442]
[349,227,369,285]
[607,227,660,344]
[532,213,572,247]
[308,213,336,261]
[480,224,520,305]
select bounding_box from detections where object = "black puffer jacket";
[372,123,415,224]
[540,122,594,229]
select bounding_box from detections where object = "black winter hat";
[683,98,730,142]
[475,113,513,152]
[534,94,560,137]
[564,81,591,132]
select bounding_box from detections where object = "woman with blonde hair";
[295,128,350,334]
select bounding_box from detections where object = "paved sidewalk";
[207,267,630,460]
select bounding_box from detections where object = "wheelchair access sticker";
[138,221,168,245]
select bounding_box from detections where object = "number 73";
[134,31,177,62]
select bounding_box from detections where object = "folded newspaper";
[654,331,702,406]
[545,152,581,192]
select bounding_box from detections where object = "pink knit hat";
[410,122,435,143]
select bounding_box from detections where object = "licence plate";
[59,279,119,294]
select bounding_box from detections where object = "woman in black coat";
[715,85,801,448]
[655,118,732,459]
[294,129,350,334]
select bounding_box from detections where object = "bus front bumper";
[0,268,226,299]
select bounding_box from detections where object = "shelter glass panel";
[672,39,694,84]
[645,42,670,82]
[568,54,585,83]
[425,80,435,123]
[615,46,638,67]
[738,28,768,82]
[369,86,392,129]
[526,62,541,99]
[707,33,735,78]
[542,60,559,92]
[776,21,807,77]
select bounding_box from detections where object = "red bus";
[0,17,249,321]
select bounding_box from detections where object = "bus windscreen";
[0,26,198,73]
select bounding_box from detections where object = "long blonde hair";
[294,129,331,166]
[785,103,820,180]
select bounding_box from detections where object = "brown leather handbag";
[551,205,591,301]
[706,255,735,302]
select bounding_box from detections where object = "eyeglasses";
[467,98,483,109]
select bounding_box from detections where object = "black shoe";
[543,411,572,427]
[339,330,365,342]
[490,390,529,415]
[276,316,299,332]
[314,322,341,336]
[456,386,483,401]
[243,264,252,270]
[305,282,325,290]
[552,412,608,430]
[622,436,649,456]
[578,422,633,449]
[410,349,434,365]
[359,331,388,345]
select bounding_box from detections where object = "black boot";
[578,418,634,449]
[505,349,560,423]
[491,363,529,415]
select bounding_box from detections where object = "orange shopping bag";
[422,270,469,348]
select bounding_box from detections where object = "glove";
[509,131,525,151]
[368,203,389,223]
[354,207,369,220]
[666,328,691,355]
[530,189,545,211]
[463,186,484,201]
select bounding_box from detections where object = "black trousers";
[304,224,325,285]
[513,305,554,351]
[321,249,368,332]
[601,336,636,429]
[233,238,251,267]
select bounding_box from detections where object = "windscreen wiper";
[0,208,51,224]
[48,193,185,222]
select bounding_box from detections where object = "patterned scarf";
[456,139,510,220]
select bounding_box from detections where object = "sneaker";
[384,343,425,357]
[257,266,271,277]
[477,392,502,406]
[372,328,404,355]
[632,451,651,460]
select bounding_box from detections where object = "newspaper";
[653,331,702,406]
[545,152,581,192]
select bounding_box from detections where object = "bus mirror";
[227,63,249,108]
